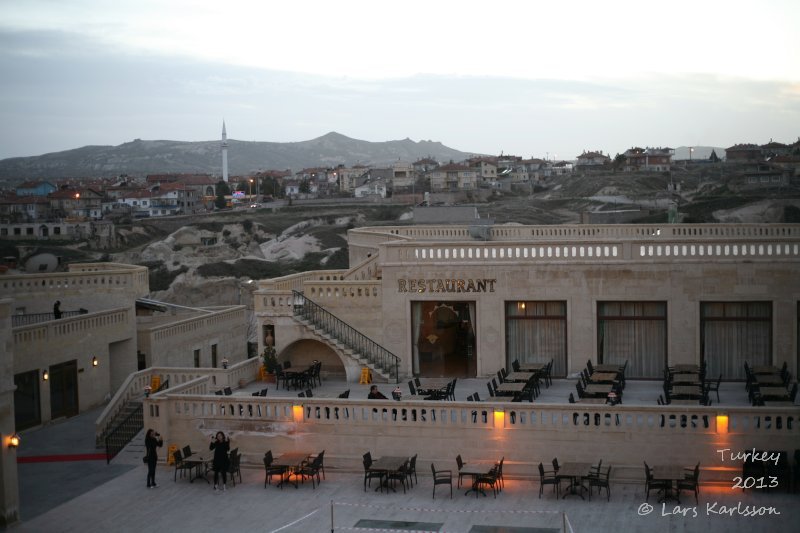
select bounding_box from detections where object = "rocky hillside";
[0,132,475,180]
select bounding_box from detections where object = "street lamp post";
[248,179,253,202]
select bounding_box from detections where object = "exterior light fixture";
[43,369,49,381]
[716,413,729,434]
[8,433,20,449]
[292,404,304,423]
[493,408,505,428]
[92,356,98,367]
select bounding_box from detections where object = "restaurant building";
[254,223,800,383]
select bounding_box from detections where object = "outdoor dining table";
[459,461,497,497]
[583,383,613,397]
[670,364,700,373]
[184,454,211,483]
[670,385,703,398]
[368,456,408,492]
[668,399,703,406]
[518,362,547,372]
[758,386,790,400]
[577,397,608,405]
[504,371,536,382]
[650,465,687,503]
[556,462,592,499]
[593,363,624,373]
[755,374,784,385]
[281,367,311,389]
[762,401,796,407]
[589,372,618,384]
[273,452,311,489]
[751,365,781,375]
[670,372,701,385]
[495,382,526,395]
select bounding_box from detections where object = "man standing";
[53,301,62,320]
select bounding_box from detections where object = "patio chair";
[475,466,499,498]
[496,370,504,384]
[172,449,193,482]
[263,450,286,487]
[512,359,520,372]
[297,454,323,489]
[363,454,385,492]
[677,463,699,503]
[338,389,350,398]
[473,391,481,402]
[308,450,325,480]
[486,381,495,398]
[214,390,223,395]
[430,463,452,499]
[283,360,291,369]
[386,460,409,493]
[252,391,260,396]
[568,392,576,403]
[305,388,313,398]
[491,378,499,395]
[538,462,559,498]
[456,455,468,488]
[408,380,417,395]
[586,359,594,375]
[447,379,457,401]
[790,383,798,403]
[182,445,193,459]
[259,388,268,397]
[223,386,232,396]
[227,449,242,486]
[406,454,418,487]
[644,462,669,501]
[495,457,505,490]
[544,359,554,387]
[313,361,323,387]
[704,374,722,403]
[589,465,612,501]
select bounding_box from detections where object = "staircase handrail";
[104,402,143,464]
[292,290,399,382]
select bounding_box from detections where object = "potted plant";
[261,345,279,382]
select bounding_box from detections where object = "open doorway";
[49,360,79,419]
[411,301,476,377]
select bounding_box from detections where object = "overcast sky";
[0,0,798,162]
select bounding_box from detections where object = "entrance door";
[14,370,41,430]
[412,301,476,377]
[50,360,79,419]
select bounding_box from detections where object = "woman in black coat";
[144,428,163,488]
[209,431,230,490]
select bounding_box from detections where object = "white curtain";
[505,302,567,376]
[598,301,666,378]
[702,302,771,379]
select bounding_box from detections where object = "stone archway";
[279,338,348,381]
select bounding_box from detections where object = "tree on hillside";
[215,180,231,209]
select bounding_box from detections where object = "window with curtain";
[506,301,567,377]
[597,301,666,379]
[701,301,772,380]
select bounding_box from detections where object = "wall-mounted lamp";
[92,356,98,367]
[493,408,505,428]
[42,369,49,381]
[716,413,729,434]
[292,404,304,423]
[8,433,20,449]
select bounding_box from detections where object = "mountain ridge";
[0,132,478,181]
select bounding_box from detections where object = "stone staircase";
[293,315,397,382]
[96,398,143,449]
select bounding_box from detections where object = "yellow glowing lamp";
[292,404,304,423]
[9,433,20,448]
[716,414,729,434]
[493,408,505,428]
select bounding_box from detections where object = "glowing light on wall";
[292,405,304,423]
[716,414,728,434]
[493,409,505,428]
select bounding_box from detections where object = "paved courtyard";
[8,378,799,532]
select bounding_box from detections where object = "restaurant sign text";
[397,278,497,293]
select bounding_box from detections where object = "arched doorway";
[281,339,347,381]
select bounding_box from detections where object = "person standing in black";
[144,428,163,488]
[53,300,62,319]
[209,431,230,491]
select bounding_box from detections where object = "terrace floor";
[11,377,798,533]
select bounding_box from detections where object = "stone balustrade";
[0,262,149,300]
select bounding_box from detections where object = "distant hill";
[0,132,477,180]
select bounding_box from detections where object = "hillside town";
[1,136,799,246]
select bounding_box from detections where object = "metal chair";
[263,450,286,487]
[538,462,559,498]
[430,463,452,499]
